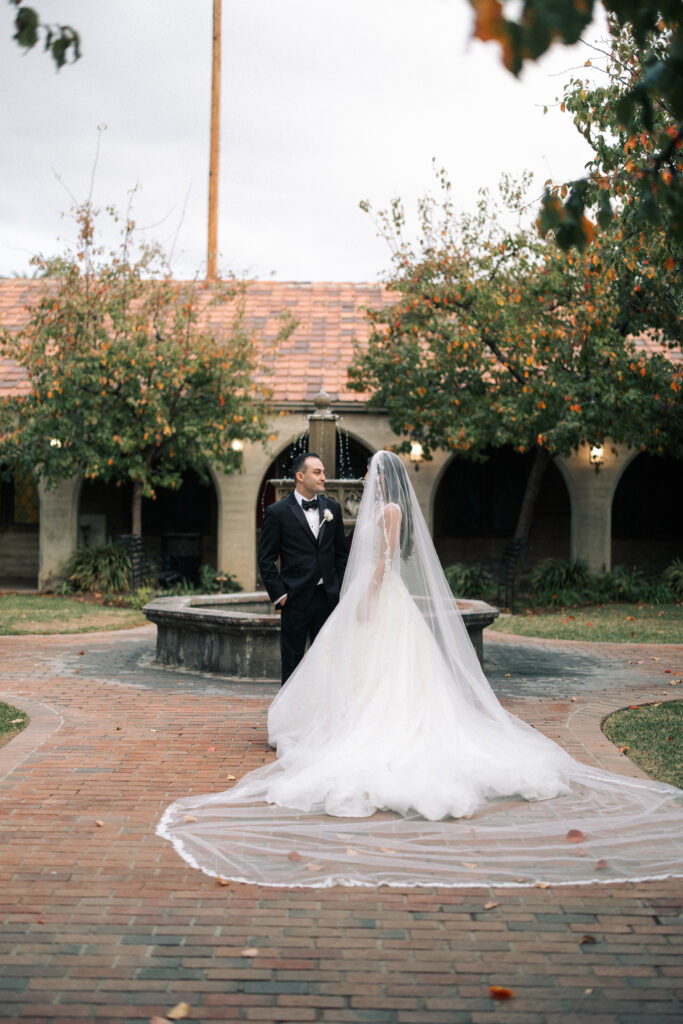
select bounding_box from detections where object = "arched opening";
[256,431,372,529]
[433,447,570,572]
[612,452,683,573]
[0,465,39,587]
[254,432,373,588]
[79,468,218,584]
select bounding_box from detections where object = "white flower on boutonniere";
[322,509,334,523]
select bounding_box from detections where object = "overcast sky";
[1,0,607,282]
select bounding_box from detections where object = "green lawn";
[0,701,29,748]
[490,602,682,643]
[603,702,682,788]
[0,594,147,634]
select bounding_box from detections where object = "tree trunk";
[514,445,553,542]
[500,445,553,609]
[131,480,142,537]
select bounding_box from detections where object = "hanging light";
[49,438,62,448]
[589,443,605,473]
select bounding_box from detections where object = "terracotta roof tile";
[0,279,679,406]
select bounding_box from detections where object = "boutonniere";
[322,509,334,523]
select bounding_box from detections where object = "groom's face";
[296,456,326,498]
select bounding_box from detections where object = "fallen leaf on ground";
[461,861,478,868]
[619,746,629,754]
[483,901,499,911]
[670,679,681,686]
[183,814,197,823]
[346,847,359,856]
[378,846,396,854]
[594,859,608,871]
[489,985,515,1000]
[95,820,104,828]
[10,718,24,724]
[288,851,302,862]
[535,882,551,889]
[166,1003,190,1021]
[217,877,230,886]
[305,863,322,871]
[227,774,236,780]
[77,651,84,656]
[570,696,577,702]
[566,829,586,843]
[650,657,661,662]
[578,934,596,944]
[584,988,594,995]
[240,947,259,957]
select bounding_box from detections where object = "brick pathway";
[0,626,681,1024]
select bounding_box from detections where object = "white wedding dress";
[157,452,683,887]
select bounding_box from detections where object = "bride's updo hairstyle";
[371,450,414,560]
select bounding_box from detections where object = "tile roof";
[0,279,396,404]
[0,278,679,405]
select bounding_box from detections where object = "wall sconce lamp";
[589,443,605,473]
[230,438,244,454]
[49,438,62,448]
[409,440,424,471]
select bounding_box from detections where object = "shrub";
[663,558,683,599]
[444,563,495,598]
[65,543,131,594]
[198,564,242,594]
[529,558,591,594]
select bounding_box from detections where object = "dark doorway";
[79,468,218,584]
[434,447,570,572]
[612,453,683,573]
[0,466,39,586]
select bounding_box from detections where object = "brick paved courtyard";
[0,625,681,1024]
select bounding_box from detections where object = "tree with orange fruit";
[0,202,285,538]
[470,1,682,247]
[349,169,682,554]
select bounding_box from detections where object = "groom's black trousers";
[280,584,333,686]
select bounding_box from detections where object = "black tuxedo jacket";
[258,492,348,610]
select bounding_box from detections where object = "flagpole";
[207,0,221,281]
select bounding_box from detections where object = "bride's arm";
[371,503,401,588]
[357,503,401,622]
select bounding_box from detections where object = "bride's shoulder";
[380,502,401,522]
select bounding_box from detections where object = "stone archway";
[612,452,683,573]
[78,468,218,584]
[433,447,571,573]
[256,431,372,530]
[0,465,39,587]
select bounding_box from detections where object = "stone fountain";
[143,392,499,680]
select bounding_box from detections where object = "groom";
[258,452,348,686]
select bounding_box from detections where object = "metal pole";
[207,0,221,281]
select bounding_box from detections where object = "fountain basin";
[143,591,500,680]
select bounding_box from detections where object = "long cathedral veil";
[157,451,683,887]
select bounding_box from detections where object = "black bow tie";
[301,498,319,511]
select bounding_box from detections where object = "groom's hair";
[291,451,321,478]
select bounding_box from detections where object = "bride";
[157,450,683,887]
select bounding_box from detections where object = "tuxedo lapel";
[316,495,331,545]
[286,492,318,546]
